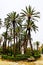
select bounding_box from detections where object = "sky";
[0,0,43,45]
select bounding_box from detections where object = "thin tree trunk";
[19,34,21,53]
[3,39,6,54]
[28,17,33,52]
[8,40,9,50]
[28,28,33,51]
[16,33,17,43]
[37,45,38,50]
[13,21,16,56]
[6,28,8,47]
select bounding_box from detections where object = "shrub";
[33,50,41,59]
[5,48,13,56]
[25,48,32,56]
[2,55,8,59]
[1,50,41,61]
[15,42,21,55]
[1,54,30,61]
[0,48,3,54]
[42,48,43,54]
[2,54,14,60]
[15,54,30,60]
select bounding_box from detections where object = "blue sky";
[0,0,43,44]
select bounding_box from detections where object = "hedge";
[1,54,30,61]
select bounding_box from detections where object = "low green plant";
[33,50,41,59]
[25,48,32,56]
[42,48,43,54]
[1,54,30,61]
[0,48,3,54]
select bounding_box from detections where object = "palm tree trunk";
[28,28,33,51]
[19,34,21,53]
[25,30,27,48]
[13,21,16,56]
[16,33,17,43]
[3,39,6,54]
[28,17,33,52]
[8,40,10,50]
[5,29,7,52]
[37,45,38,50]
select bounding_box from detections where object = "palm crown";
[21,5,40,20]
[21,5,40,32]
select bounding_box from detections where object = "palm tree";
[36,41,39,50]
[20,5,40,52]
[7,11,22,56]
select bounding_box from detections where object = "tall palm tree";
[7,11,22,56]
[21,5,40,51]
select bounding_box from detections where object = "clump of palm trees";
[0,5,40,56]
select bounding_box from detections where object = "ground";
[0,55,43,65]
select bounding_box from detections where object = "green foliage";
[2,55,8,59]
[15,54,30,60]
[2,55,15,60]
[25,48,32,56]
[2,54,30,61]
[42,48,43,54]
[15,42,21,55]
[1,49,41,61]
[6,48,13,56]
[0,48,3,54]
[33,50,41,59]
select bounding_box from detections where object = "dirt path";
[34,54,43,65]
[0,59,35,65]
[0,55,43,65]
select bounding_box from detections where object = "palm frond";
[33,15,40,18]
[33,12,40,15]
[32,18,38,22]
[29,5,31,13]
[26,6,29,13]
[21,9,28,14]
